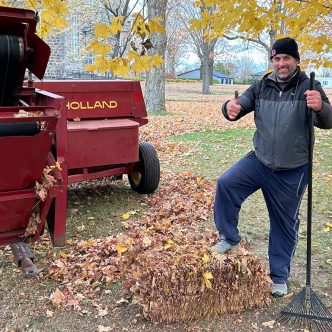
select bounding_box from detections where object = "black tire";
[128,142,160,194]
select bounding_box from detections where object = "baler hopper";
[0,7,65,277]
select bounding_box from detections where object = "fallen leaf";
[116,243,128,256]
[98,307,108,317]
[164,239,174,249]
[262,320,275,328]
[50,288,66,308]
[122,213,130,220]
[203,271,213,288]
[142,236,152,247]
[46,310,54,318]
[116,298,129,305]
[202,253,209,264]
[98,326,112,332]
[66,299,79,306]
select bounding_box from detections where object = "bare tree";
[164,0,189,77]
[145,0,168,112]
[178,0,218,94]
[235,54,256,81]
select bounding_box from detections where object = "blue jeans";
[214,151,308,284]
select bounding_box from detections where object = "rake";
[277,72,332,332]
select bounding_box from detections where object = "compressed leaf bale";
[131,246,271,323]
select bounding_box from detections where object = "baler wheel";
[128,142,160,194]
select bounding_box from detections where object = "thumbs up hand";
[226,90,242,120]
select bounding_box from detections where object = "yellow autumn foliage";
[4,0,68,37]
[191,0,332,68]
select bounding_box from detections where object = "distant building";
[177,68,234,84]
[315,77,332,88]
[251,70,271,79]
[44,0,133,79]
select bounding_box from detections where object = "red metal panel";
[0,117,57,191]
[66,119,139,169]
[68,165,132,184]
[34,80,147,120]
[0,190,35,232]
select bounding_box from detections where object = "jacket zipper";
[274,87,282,168]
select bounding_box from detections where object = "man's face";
[271,54,299,82]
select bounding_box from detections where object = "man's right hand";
[227,90,241,120]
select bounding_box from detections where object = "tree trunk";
[209,58,214,85]
[268,29,277,69]
[201,43,211,94]
[145,0,168,112]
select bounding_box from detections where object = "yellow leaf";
[142,236,152,247]
[87,41,111,57]
[164,239,174,249]
[203,271,213,288]
[50,162,62,171]
[94,23,111,39]
[122,213,130,220]
[59,251,67,258]
[202,253,209,264]
[116,243,128,256]
[323,227,331,233]
[109,16,124,35]
[148,18,164,33]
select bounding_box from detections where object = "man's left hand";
[304,90,323,112]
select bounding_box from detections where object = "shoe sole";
[271,291,287,298]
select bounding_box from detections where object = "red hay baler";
[0,6,160,277]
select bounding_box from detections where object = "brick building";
[44,0,117,79]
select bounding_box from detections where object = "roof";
[251,70,271,78]
[177,68,233,79]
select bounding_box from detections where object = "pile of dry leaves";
[49,171,271,322]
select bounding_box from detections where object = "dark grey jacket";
[222,69,332,170]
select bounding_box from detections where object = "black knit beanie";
[270,37,300,60]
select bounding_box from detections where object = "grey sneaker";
[208,239,238,254]
[271,283,288,298]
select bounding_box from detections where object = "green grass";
[169,128,255,179]
[149,110,169,116]
[66,180,143,240]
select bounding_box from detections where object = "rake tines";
[277,287,332,332]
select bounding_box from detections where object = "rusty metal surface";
[10,242,38,278]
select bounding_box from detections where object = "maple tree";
[190,0,332,68]
[84,1,164,78]
[0,0,68,37]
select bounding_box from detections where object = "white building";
[315,77,332,89]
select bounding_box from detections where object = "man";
[209,37,332,297]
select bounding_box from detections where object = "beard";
[275,67,298,82]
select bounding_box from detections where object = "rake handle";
[306,72,315,288]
